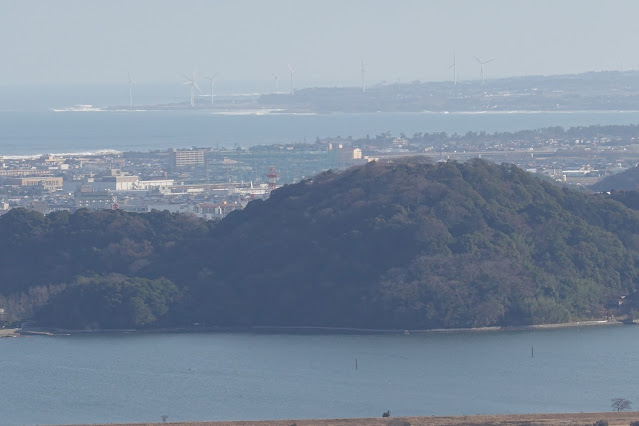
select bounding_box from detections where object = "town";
[1,124,638,218]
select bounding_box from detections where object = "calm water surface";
[2,326,639,424]
[0,110,638,156]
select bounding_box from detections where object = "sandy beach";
[0,328,19,338]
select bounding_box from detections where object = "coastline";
[62,411,639,426]
[49,106,639,115]
[0,328,18,338]
[17,318,626,338]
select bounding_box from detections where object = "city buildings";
[169,149,205,170]
[0,130,638,219]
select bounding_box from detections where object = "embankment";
[67,411,639,426]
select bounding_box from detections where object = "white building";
[137,179,174,190]
[90,175,140,191]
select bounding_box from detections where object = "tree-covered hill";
[6,158,639,330]
[590,165,639,192]
[0,208,212,326]
[151,158,639,329]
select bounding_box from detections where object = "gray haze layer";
[1,0,638,88]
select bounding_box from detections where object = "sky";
[1,0,638,89]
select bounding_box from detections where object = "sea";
[2,85,639,425]
[2,326,639,425]
[0,84,638,157]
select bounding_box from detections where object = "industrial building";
[7,176,63,191]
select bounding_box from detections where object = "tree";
[611,397,631,412]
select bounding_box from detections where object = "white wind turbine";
[203,73,218,105]
[183,69,201,107]
[361,60,368,93]
[288,64,295,95]
[449,51,457,86]
[474,56,495,86]
[128,72,136,108]
[272,73,279,94]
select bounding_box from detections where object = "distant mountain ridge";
[104,70,639,113]
[256,70,639,113]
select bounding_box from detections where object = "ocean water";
[0,84,638,156]
[1,84,638,156]
[1,326,638,424]
[1,109,639,157]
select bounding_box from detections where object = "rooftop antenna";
[183,68,201,107]
[361,59,368,93]
[288,64,295,95]
[203,73,218,105]
[474,56,495,86]
[128,72,136,108]
[272,73,279,94]
[449,51,457,86]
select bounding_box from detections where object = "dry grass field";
[80,411,639,426]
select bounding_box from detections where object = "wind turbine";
[128,72,135,108]
[474,56,495,86]
[449,51,457,86]
[203,73,218,105]
[361,59,368,93]
[183,69,200,107]
[272,73,279,94]
[288,64,295,95]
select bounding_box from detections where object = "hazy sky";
[1,0,638,88]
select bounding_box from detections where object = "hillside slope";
[144,158,639,329]
[590,165,639,192]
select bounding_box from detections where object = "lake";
[2,326,638,424]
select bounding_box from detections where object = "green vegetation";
[356,124,639,152]
[36,274,182,329]
[4,158,639,330]
[591,166,639,192]
[163,158,639,329]
[0,208,211,327]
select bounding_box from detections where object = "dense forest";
[5,158,639,330]
[0,209,212,327]
[361,124,639,150]
[591,165,639,192]
[248,124,639,153]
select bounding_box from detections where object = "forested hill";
[151,158,639,329]
[0,209,214,328]
[6,158,639,330]
[590,165,639,192]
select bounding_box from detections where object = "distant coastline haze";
[1,0,638,88]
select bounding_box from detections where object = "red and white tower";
[266,166,279,190]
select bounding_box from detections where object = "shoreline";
[0,328,19,338]
[62,411,639,426]
[48,107,639,115]
[18,318,626,338]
